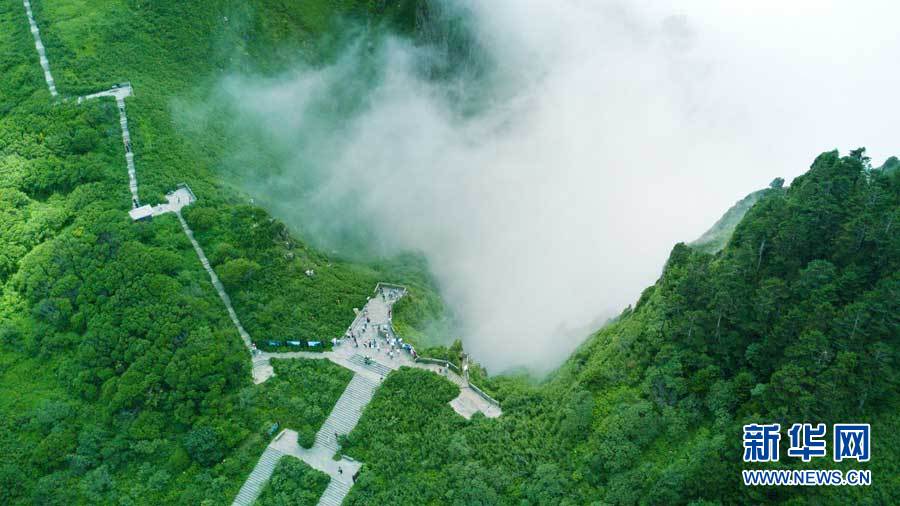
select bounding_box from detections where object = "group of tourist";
[354,333,417,362]
[334,287,420,365]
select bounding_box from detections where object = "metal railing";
[414,356,461,374]
[373,282,408,295]
[468,382,500,407]
[413,356,500,408]
[375,282,501,409]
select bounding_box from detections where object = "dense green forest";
[1,0,897,504]
[255,458,330,506]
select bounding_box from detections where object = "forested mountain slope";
[0,1,443,503]
[560,149,899,503]
[338,150,899,505]
[690,183,776,254]
[881,156,899,174]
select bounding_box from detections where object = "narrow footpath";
[22,0,57,96]
[77,84,141,206]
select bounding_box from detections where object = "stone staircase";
[231,446,284,506]
[319,477,353,506]
[116,96,140,205]
[314,374,379,454]
[347,354,393,378]
[22,0,58,97]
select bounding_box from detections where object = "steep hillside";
[562,149,899,503]
[690,186,772,254]
[0,1,446,503]
[691,175,787,255]
[338,150,899,505]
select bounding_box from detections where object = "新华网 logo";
[741,423,871,487]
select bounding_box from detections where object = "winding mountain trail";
[19,7,501,506]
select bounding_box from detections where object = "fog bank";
[202,0,900,373]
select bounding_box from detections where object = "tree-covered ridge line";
[689,180,781,254]
[558,149,899,503]
[332,149,899,505]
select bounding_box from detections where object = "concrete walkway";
[22,0,57,97]
[117,92,139,207]
[235,286,501,506]
[77,84,132,102]
[129,185,195,221]
[232,446,284,506]
[256,344,501,418]
[310,374,379,457]
[270,429,361,506]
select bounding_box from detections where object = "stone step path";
[319,479,353,506]
[314,373,379,454]
[176,211,253,351]
[21,0,140,205]
[238,371,372,506]
[22,0,57,97]
[347,353,393,378]
[232,446,284,506]
[76,84,140,207]
[74,84,141,208]
[116,95,139,207]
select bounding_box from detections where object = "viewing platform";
[129,184,196,221]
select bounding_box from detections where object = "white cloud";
[212,0,900,373]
